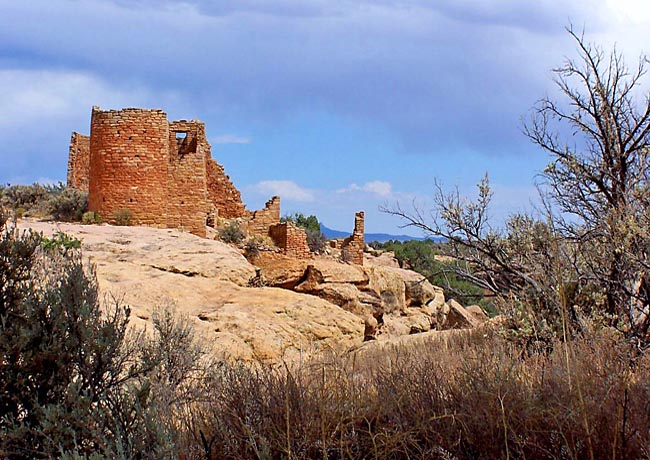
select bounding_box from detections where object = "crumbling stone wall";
[269,222,311,258]
[167,120,210,236]
[247,196,281,237]
[72,106,259,238]
[206,158,246,218]
[88,107,170,229]
[66,106,322,245]
[328,239,344,250]
[342,211,365,265]
[67,132,90,191]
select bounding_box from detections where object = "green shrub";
[82,211,102,225]
[0,212,177,459]
[113,208,133,226]
[244,238,263,259]
[47,187,88,221]
[82,210,102,224]
[219,221,245,244]
[0,183,85,220]
[41,231,82,255]
[305,228,326,253]
[0,183,51,213]
[281,212,321,233]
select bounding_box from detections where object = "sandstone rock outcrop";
[16,220,486,360]
[446,299,482,329]
[252,250,477,340]
[18,220,363,361]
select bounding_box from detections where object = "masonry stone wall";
[67,132,90,191]
[88,107,170,229]
[247,196,281,237]
[67,106,334,245]
[342,211,365,265]
[269,222,311,258]
[167,120,210,237]
[328,238,344,250]
[206,158,246,218]
[73,106,260,238]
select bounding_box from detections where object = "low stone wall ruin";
[246,196,281,237]
[342,211,365,265]
[269,221,311,259]
[67,133,90,191]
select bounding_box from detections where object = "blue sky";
[2,0,649,234]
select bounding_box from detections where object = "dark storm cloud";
[0,0,612,165]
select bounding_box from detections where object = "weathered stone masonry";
[247,196,281,237]
[206,158,246,219]
[67,106,365,264]
[88,108,175,229]
[269,221,311,259]
[342,211,365,265]
[70,107,248,237]
[67,133,90,190]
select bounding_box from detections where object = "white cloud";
[0,69,154,131]
[337,180,392,197]
[253,180,314,202]
[212,134,251,144]
[605,0,650,24]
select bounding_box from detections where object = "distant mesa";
[320,224,427,244]
[67,106,365,264]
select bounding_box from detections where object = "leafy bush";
[113,208,133,226]
[41,231,82,254]
[82,210,102,225]
[0,211,177,459]
[305,227,326,253]
[0,183,53,213]
[243,237,263,259]
[0,183,88,221]
[281,212,320,233]
[47,187,88,221]
[218,221,245,244]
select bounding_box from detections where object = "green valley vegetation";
[371,239,491,311]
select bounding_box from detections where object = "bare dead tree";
[525,26,650,340]
[385,26,650,345]
[383,175,571,324]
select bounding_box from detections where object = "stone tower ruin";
[67,106,366,264]
[68,106,248,237]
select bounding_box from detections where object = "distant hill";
[320,224,426,243]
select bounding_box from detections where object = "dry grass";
[170,329,650,460]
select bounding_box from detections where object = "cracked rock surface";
[17,220,485,361]
[18,220,364,361]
